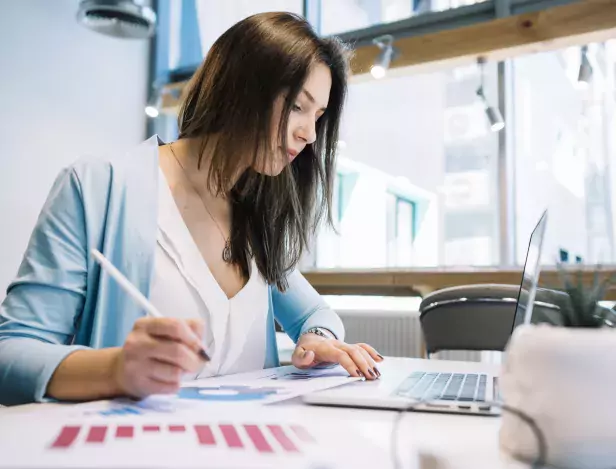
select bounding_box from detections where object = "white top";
[149,168,269,379]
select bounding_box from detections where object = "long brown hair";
[177,12,349,291]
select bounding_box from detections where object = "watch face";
[303,327,333,340]
[313,328,329,338]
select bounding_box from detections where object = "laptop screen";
[511,210,548,332]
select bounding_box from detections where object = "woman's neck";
[176,136,248,196]
[168,137,232,222]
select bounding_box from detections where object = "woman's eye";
[292,104,302,112]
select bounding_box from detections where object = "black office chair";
[418,284,567,357]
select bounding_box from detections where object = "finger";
[145,337,202,373]
[327,349,363,378]
[143,318,203,351]
[186,318,205,341]
[146,379,181,396]
[146,358,184,385]
[357,346,381,379]
[343,345,377,380]
[357,343,385,362]
[291,346,316,369]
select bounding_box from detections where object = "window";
[193,0,303,54]
[387,195,415,266]
[512,42,616,265]
[155,0,303,75]
[312,61,501,269]
[307,0,489,36]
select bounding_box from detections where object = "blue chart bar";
[177,386,282,402]
[99,407,143,416]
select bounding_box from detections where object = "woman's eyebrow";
[302,88,327,112]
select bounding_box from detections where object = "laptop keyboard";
[394,372,488,402]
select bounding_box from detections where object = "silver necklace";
[168,143,233,264]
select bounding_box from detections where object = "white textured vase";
[499,324,616,469]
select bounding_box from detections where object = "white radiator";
[336,309,497,363]
[336,310,423,358]
[277,310,502,365]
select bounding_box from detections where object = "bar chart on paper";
[0,413,391,469]
[49,422,314,453]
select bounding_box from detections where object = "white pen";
[90,248,210,361]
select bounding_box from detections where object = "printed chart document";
[176,364,361,405]
[0,405,392,469]
[27,365,361,419]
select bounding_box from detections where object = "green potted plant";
[499,266,616,469]
[554,267,616,328]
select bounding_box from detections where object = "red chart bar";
[267,425,299,453]
[290,425,315,444]
[194,425,216,446]
[243,425,273,453]
[219,425,243,449]
[116,426,134,439]
[50,426,81,449]
[143,425,160,432]
[169,425,186,433]
[86,426,107,443]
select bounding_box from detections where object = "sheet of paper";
[0,406,392,469]
[172,364,361,406]
[41,365,361,419]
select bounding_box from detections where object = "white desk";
[282,357,526,469]
[0,357,527,469]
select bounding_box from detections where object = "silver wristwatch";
[301,327,335,340]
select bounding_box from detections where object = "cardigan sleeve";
[0,167,89,406]
[270,269,345,343]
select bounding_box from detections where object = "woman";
[0,12,383,406]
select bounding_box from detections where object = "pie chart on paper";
[177,385,289,402]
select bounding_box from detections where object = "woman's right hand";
[112,317,208,398]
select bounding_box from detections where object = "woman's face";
[259,62,332,176]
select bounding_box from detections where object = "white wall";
[0,0,149,297]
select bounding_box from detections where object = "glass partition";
[307,0,490,36]
[511,42,616,265]
[312,62,501,268]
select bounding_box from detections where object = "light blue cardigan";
[0,136,344,406]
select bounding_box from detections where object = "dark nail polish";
[377,354,384,360]
[356,369,364,378]
[368,369,376,378]
[199,349,211,361]
[374,367,381,378]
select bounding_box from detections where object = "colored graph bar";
[116,426,134,439]
[86,426,107,443]
[219,424,243,448]
[169,425,186,432]
[100,407,141,416]
[243,425,273,453]
[290,425,315,443]
[194,425,216,446]
[267,425,299,453]
[143,425,160,432]
[51,426,81,449]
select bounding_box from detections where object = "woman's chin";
[253,160,287,177]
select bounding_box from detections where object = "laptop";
[303,210,548,416]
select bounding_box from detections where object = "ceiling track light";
[476,57,505,132]
[77,0,156,40]
[145,83,180,118]
[371,34,399,80]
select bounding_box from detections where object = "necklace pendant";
[222,240,232,263]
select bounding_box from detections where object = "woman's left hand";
[292,334,384,380]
